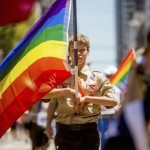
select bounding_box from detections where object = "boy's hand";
[45,125,54,139]
[73,96,85,113]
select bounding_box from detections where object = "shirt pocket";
[86,84,99,96]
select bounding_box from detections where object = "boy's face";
[69,43,89,67]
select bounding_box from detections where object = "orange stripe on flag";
[0,57,71,136]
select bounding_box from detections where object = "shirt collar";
[80,64,91,75]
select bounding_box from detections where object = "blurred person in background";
[103,30,150,150]
[23,101,49,150]
[10,122,18,141]
[45,98,57,142]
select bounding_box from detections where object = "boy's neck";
[78,63,86,73]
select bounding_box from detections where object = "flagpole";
[73,0,78,97]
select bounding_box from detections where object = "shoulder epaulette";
[93,70,103,74]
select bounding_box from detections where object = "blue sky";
[76,0,116,71]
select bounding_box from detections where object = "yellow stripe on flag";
[112,60,132,84]
[0,40,67,94]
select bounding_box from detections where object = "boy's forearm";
[47,102,56,127]
[84,96,118,106]
[42,88,70,99]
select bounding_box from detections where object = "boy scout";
[43,34,118,150]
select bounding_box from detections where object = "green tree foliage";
[0,25,15,57]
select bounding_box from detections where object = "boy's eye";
[78,49,85,53]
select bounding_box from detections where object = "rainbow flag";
[0,0,72,138]
[110,48,135,92]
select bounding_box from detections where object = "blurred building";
[115,0,150,65]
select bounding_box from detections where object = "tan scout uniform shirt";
[50,65,118,125]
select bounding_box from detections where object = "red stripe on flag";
[1,57,70,109]
[0,57,71,137]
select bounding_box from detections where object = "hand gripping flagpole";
[73,0,78,98]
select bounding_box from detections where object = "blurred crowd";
[0,101,56,150]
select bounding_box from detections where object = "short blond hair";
[68,34,90,51]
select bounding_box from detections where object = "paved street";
[0,129,31,150]
[0,129,55,150]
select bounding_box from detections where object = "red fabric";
[0,58,71,137]
[0,0,35,26]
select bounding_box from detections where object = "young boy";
[43,34,118,150]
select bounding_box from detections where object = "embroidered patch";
[86,84,98,92]
[90,74,95,80]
